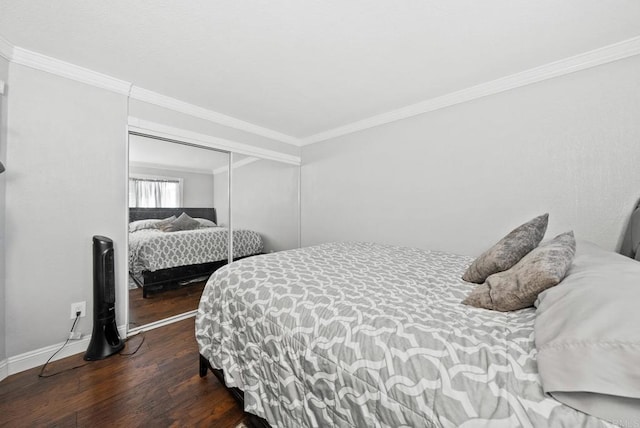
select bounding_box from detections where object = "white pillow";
[535,240,640,424]
[195,218,217,228]
[129,219,161,233]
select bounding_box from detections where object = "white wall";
[129,165,215,208]
[5,64,128,356]
[301,55,640,257]
[0,56,9,369]
[213,170,229,227]
[227,159,299,252]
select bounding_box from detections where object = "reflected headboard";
[129,207,217,224]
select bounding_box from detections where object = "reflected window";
[129,175,182,208]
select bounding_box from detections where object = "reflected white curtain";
[129,178,180,208]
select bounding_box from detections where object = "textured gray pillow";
[159,212,200,232]
[153,215,176,230]
[463,231,575,312]
[462,213,549,283]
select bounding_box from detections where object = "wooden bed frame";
[199,355,271,428]
[129,207,226,298]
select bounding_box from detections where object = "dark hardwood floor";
[0,318,250,428]
[129,281,206,327]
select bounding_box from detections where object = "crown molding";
[300,35,640,145]
[129,86,301,146]
[0,35,13,61]
[2,33,639,148]
[128,117,301,166]
[0,36,301,146]
[11,46,132,95]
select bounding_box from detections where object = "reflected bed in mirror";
[128,207,264,298]
[128,133,235,329]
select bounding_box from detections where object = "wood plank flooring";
[0,318,250,428]
[129,281,206,327]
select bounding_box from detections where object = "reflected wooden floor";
[129,281,206,327]
[0,318,250,428]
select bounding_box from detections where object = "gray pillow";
[462,213,549,283]
[159,212,200,232]
[153,215,176,230]
[535,240,640,424]
[462,231,575,311]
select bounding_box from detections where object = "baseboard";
[0,358,8,382]
[6,325,127,377]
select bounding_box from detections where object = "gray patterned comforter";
[196,242,613,428]
[129,227,263,274]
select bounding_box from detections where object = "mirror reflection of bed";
[128,134,232,328]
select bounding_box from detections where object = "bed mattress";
[129,227,263,275]
[196,242,613,428]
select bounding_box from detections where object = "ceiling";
[129,134,251,174]
[1,1,640,139]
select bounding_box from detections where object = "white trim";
[11,46,132,95]
[0,35,13,61]
[228,152,234,260]
[130,172,184,182]
[128,311,195,335]
[0,358,8,382]
[0,79,5,95]
[212,156,259,175]
[1,37,300,146]
[130,161,214,176]
[129,117,301,166]
[129,87,300,146]
[300,35,640,145]
[7,326,127,376]
[2,34,639,147]
[123,127,131,335]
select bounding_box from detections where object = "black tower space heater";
[84,236,125,360]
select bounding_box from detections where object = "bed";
[128,207,264,298]
[196,241,630,427]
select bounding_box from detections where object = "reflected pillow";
[129,219,162,233]
[462,213,549,283]
[195,218,217,228]
[159,212,200,232]
[463,231,575,311]
[153,215,177,230]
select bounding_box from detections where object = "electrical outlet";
[70,301,86,319]
[69,332,82,340]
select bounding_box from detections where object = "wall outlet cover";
[70,301,86,319]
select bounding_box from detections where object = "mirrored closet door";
[127,134,230,330]
[126,132,301,332]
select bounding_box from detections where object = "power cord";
[39,313,146,377]
[38,312,88,378]
[119,331,146,356]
